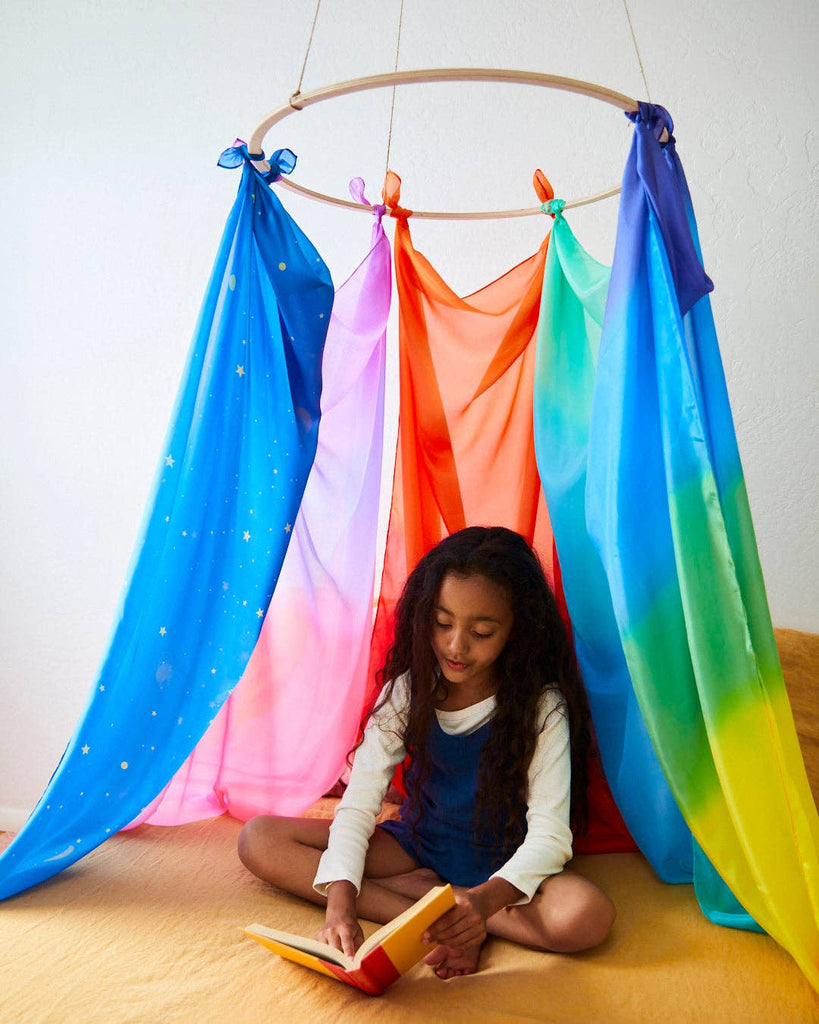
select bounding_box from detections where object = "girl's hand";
[318,879,364,958]
[316,913,365,958]
[423,878,524,952]
[423,890,488,951]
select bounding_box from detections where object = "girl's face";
[431,572,514,703]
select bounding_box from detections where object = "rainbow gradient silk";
[0,146,333,899]
[585,104,819,986]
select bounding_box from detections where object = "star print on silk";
[151,178,394,826]
[0,150,332,899]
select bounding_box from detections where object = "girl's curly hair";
[373,526,591,859]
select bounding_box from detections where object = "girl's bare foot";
[423,942,482,979]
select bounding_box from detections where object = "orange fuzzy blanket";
[1,628,817,1022]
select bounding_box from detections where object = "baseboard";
[0,806,30,833]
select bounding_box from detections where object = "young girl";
[238,527,615,978]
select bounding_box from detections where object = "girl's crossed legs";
[238,815,615,979]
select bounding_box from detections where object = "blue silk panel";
[0,150,333,899]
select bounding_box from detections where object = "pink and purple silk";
[135,181,391,824]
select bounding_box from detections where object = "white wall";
[1,0,817,828]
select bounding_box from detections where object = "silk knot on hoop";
[626,102,675,145]
[542,198,566,218]
[349,177,387,223]
[382,170,413,219]
[217,140,298,183]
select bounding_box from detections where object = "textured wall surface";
[1,0,816,824]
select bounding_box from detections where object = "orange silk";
[371,173,555,697]
[371,173,635,853]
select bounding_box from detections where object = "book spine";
[322,961,386,996]
[357,946,402,993]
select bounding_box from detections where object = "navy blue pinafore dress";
[378,715,526,887]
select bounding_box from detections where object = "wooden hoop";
[248,68,639,220]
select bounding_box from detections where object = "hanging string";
[621,0,651,102]
[383,0,405,180]
[294,0,322,100]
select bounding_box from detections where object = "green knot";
[541,198,566,217]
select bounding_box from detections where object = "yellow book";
[244,883,456,995]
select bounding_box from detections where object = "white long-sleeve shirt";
[314,675,573,904]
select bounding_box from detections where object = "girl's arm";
[319,880,362,957]
[489,688,573,901]
[312,678,410,951]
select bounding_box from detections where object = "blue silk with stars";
[0,154,333,899]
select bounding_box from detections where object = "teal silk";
[533,203,694,883]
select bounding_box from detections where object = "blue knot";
[266,147,298,181]
[217,139,297,183]
[541,198,566,217]
[626,103,675,144]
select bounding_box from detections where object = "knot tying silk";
[382,170,412,219]
[217,139,297,183]
[532,169,554,204]
[542,198,566,218]
[622,103,712,313]
[349,177,386,224]
[626,102,675,144]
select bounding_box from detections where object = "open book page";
[242,925,354,969]
[244,884,455,971]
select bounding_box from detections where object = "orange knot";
[382,170,413,218]
[532,169,554,204]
